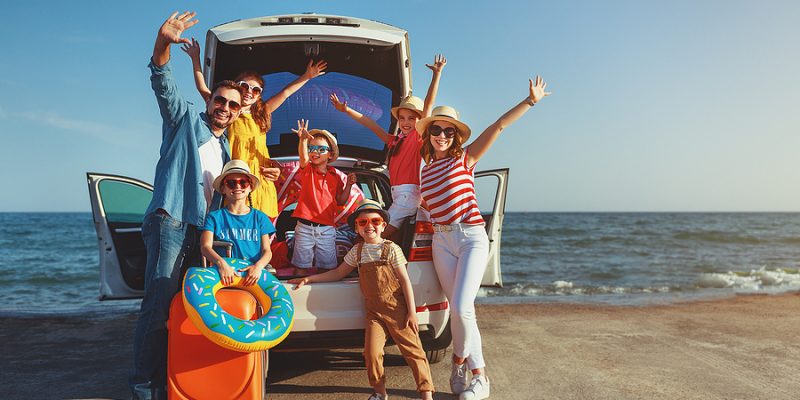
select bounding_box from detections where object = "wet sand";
[2,293,799,399]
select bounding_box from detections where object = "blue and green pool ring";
[182,258,295,352]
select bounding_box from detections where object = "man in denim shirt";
[130,12,244,399]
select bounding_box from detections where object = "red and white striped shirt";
[420,149,484,225]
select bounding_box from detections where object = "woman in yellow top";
[182,38,327,218]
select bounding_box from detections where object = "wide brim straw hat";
[212,159,261,193]
[415,105,472,142]
[347,199,391,230]
[308,129,339,161]
[390,95,424,120]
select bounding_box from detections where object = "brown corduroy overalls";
[356,241,435,393]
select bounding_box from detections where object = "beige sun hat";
[415,105,472,142]
[390,95,424,120]
[212,159,261,193]
[308,129,339,161]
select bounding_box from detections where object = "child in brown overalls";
[289,199,434,400]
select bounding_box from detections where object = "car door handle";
[115,227,142,233]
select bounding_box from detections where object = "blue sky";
[1,1,799,212]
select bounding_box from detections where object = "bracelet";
[525,97,536,106]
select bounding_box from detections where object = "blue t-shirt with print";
[201,208,276,263]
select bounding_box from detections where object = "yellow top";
[228,113,278,217]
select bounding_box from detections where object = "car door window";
[475,174,500,217]
[98,180,151,223]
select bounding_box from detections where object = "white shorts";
[291,221,338,269]
[387,184,422,229]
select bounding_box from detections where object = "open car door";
[86,173,152,300]
[474,168,509,287]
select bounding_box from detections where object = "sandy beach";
[2,293,799,400]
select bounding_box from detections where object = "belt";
[431,223,480,232]
[298,218,325,227]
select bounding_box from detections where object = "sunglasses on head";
[355,217,385,227]
[224,178,251,189]
[428,124,457,139]
[307,145,331,154]
[212,96,242,112]
[237,81,263,95]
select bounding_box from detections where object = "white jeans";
[387,184,421,229]
[431,223,489,370]
[291,221,338,269]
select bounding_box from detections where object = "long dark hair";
[234,71,271,133]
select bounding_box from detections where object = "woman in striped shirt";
[417,75,550,400]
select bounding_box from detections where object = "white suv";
[87,14,507,364]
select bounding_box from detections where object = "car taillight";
[416,301,449,312]
[408,221,434,261]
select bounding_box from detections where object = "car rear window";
[262,72,391,154]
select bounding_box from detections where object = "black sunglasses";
[212,96,242,112]
[428,125,457,139]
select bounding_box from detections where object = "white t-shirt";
[198,136,225,211]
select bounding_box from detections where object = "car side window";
[475,174,499,215]
[98,180,152,224]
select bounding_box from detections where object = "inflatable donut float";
[182,258,294,352]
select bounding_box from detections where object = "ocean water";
[1,212,800,315]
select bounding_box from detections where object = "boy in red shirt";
[291,119,352,276]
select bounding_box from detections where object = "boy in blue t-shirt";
[200,160,276,286]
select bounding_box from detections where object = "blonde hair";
[419,124,465,164]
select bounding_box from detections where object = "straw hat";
[390,95,424,120]
[308,129,339,161]
[347,199,391,230]
[212,159,261,193]
[415,105,472,142]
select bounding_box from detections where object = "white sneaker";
[450,361,469,394]
[367,393,387,400]
[459,374,490,399]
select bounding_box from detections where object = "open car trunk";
[204,14,412,163]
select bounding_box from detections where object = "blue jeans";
[130,211,199,399]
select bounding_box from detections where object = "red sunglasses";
[224,178,251,189]
[355,217,385,227]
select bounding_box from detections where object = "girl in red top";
[329,55,447,239]
[417,76,550,400]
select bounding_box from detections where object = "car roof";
[210,14,407,46]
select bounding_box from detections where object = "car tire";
[425,347,448,364]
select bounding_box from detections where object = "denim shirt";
[144,60,231,227]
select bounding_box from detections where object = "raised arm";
[422,54,447,117]
[329,93,391,143]
[264,59,328,113]
[153,11,198,67]
[466,75,550,168]
[180,37,211,101]
[337,173,357,206]
[293,119,312,168]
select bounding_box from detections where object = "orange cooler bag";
[167,289,266,400]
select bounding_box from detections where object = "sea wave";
[696,267,800,290]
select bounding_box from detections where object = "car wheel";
[425,347,448,364]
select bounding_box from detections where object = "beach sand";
[2,293,799,399]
